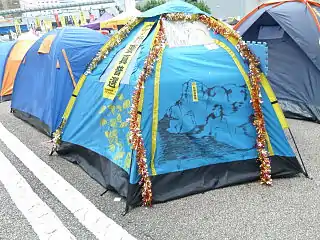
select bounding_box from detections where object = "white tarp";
[163,20,214,48]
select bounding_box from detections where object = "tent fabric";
[82,12,114,30]
[55,1,303,207]
[0,41,16,102]
[140,0,208,18]
[235,0,320,122]
[0,40,35,100]
[11,27,109,135]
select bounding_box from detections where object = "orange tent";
[0,40,35,100]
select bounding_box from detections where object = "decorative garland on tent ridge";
[128,19,167,206]
[84,18,142,76]
[164,13,272,185]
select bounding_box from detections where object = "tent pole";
[122,204,130,216]
[100,189,108,196]
[62,49,77,88]
[122,149,135,216]
[288,127,310,179]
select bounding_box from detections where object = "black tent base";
[283,110,320,124]
[11,108,52,136]
[0,94,12,103]
[57,142,304,209]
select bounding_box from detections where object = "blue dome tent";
[53,1,304,208]
[11,27,109,135]
[235,0,320,122]
[0,41,16,102]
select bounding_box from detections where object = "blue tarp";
[0,41,16,92]
[11,27,109,134]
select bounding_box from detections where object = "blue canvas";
[11,27,109,134]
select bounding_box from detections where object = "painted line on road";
[0,150,76,240]
[0,123,136,240]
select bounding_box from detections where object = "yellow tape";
[150,21,163,176]
[214,40,252,90]
[214,39,274,156]
[191,82,199,102]
[222,31,288,130]
[100,18,130,29]
[151,48,164,176]
[103,22,154,100]
[260,73,288,129]
[62,74,86,120]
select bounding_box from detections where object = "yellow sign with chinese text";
[103,22,154,99]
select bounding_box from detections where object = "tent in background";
[82,12,114,30]
[235,0,320,122]
[11,27,109,135]
[0,41,16,102]
[0,38,36,102]
[100,8,141,29]
[54,1,303,208]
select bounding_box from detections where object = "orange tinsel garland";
[128,20,167,206]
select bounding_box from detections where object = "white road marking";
[0,151,76,240]
[0,123,136,240]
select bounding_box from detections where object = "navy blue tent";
[235,0,320,123]
[11,27,109,135]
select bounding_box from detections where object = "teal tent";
[54,1,304,208]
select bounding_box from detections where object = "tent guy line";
[0,122,136,240]
[0,150,76,240]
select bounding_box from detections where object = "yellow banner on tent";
[14,19,21,36]
[45,20,53,31]
[103,22,155,99]
[100,18,130,29]
[72,15,79,26]
[80,11,86,25]
[60,16,66,27]
[35,17,40,28]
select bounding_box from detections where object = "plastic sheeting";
[163,20,213,47]
[11,27,109,134]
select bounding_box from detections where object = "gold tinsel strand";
[128,19,167,206]
[192,14,271,185]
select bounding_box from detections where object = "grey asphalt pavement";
[0,100,320,240]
